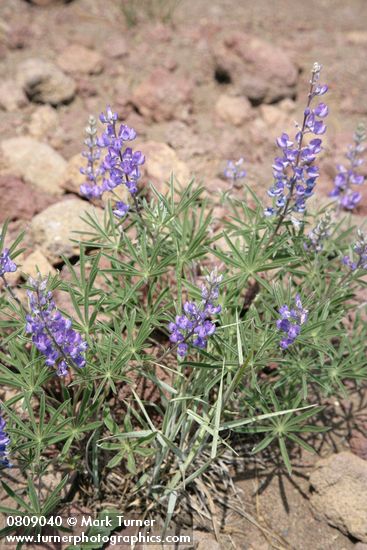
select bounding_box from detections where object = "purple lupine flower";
[0,248,17,277]
[277,294,308,349]
[25,278,87,377]
[265,63,328,219]
[329,123,366,210]
[224,158,246,186]
[304,211,333,253]
[0,410,11,468]
[79,115,102,199]
[342,230,367,271]
[168,269,222,358]
[113,201,130,219]
[79,107,145,216]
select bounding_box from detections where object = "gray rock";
[21,249,56,279]
[141,141,191,193]
[310,451,367,542]
[215,94,252,126]
[0,137,66,195]
[30,198,104,263]
[56,44,104,75]
[0,79,28,111]
[28,105,59,139]
[17,58,76,106]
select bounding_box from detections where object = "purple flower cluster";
[329,123,366,210]
[276,294,308,349]
[224,158,246,185]
[0,410,11,468]
[80,107,145,218]
[0,248,17,277]
[342,230,367,271]
[168,270,222,358]
[265,63,328,218]
[304,211,332,253]
[25,278,87,377]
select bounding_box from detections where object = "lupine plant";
[329,122,366,210]
[0,63,366,540]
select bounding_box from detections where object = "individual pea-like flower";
[276,294,308,349]
[224,158,246,186]
[342,230,367,271]
[0,248,17,277]
[79,107,145,215]
[113,201,130,219]
[168,269,222,358]
[0,410,11,468]
[304,211,333,252]
[329,122,366,210]
[25,277,88,377]
[265,63,328,220]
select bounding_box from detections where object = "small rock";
[6,24,32,50]
[102,36,128,58]
[75,77,98,98]
[30,198,104,263]
[310,451,367,542]
[0,80,28,112]
[213,32,298,104]
[215,94,252,126]
[349,430,367,460]
[0,137,66,195]
[0,175,57,223]
[56,44,104,75]
[21,249,56,279]
[28,105,59,139]
[141,141,191,191]
[17,58,76,106]
[132,68,193,122]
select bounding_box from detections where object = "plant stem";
[268,71,319,243]
[1,274,21,306]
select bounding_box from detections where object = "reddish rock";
[0,175,57,223]
[132,68,193,122]
[102,36,128,59]
[75,78,98,98]
[6,25,32,50]
[212,32,298,104]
